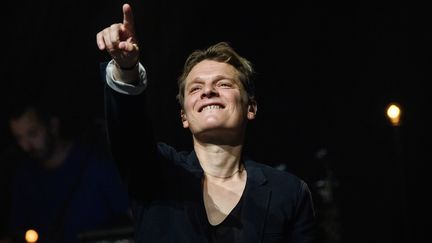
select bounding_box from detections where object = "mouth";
[199,104,225,112]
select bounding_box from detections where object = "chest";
[203,177,246,225]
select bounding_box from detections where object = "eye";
[189,85,201,93]
[217,81,233,88]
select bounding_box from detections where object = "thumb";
[122,3,135,30]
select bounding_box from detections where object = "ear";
[247,100,257,120]
[180,110,189,128]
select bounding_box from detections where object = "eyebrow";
[187,75,236,87]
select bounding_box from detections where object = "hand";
[96,3,139,69]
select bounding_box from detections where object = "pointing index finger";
[122,3,135,29]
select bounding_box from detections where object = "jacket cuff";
[105,60,147,95]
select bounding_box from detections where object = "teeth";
[202,105,222,111]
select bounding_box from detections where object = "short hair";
[8,97,53,126]
[7,95,77,140]
[176,42,255,107]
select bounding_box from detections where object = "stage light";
[25,229,38,243]
[386,103,401,126]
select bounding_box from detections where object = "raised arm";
[96,4,160,201]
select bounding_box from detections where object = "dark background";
[1,0,429,242]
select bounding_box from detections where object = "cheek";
[240,93,250,105]
[234,96,249,112]
[32,132,48,148]
[183,96,197,112]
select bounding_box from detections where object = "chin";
[196,126,237,137]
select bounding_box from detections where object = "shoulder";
[246,161,315,217]
[246,160,311,196]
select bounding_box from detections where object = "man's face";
[9,109,55,161]
[181,60,256,141]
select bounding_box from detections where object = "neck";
[204,166,244,179]
[194,141,244,179]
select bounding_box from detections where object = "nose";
[200,84,218,99]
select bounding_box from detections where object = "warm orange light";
[386,103,401,126]
[25,229,38,243]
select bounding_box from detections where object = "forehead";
[10,110,44,131]
[186,60,238,84]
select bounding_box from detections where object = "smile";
[200,105,224,112]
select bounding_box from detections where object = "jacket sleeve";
[291,181,318,243]
[102,62,162,201]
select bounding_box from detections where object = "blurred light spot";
[25,229,38,243]
[386,103,401,126]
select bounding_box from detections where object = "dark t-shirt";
[208,196,244,243]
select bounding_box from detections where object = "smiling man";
[96,3,317,243]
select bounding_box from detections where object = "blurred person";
[96,3,317,243]
[6,97,131,243]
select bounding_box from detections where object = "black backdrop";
[1,0,430,242]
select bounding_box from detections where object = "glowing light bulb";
[25,229,38,243]
[386,103,402,126]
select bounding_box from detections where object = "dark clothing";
[208,196,244,243]
[105,82,317,243]
[9,142,130,243]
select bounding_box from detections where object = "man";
[7,98,131,243]
[96,3,317,242]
